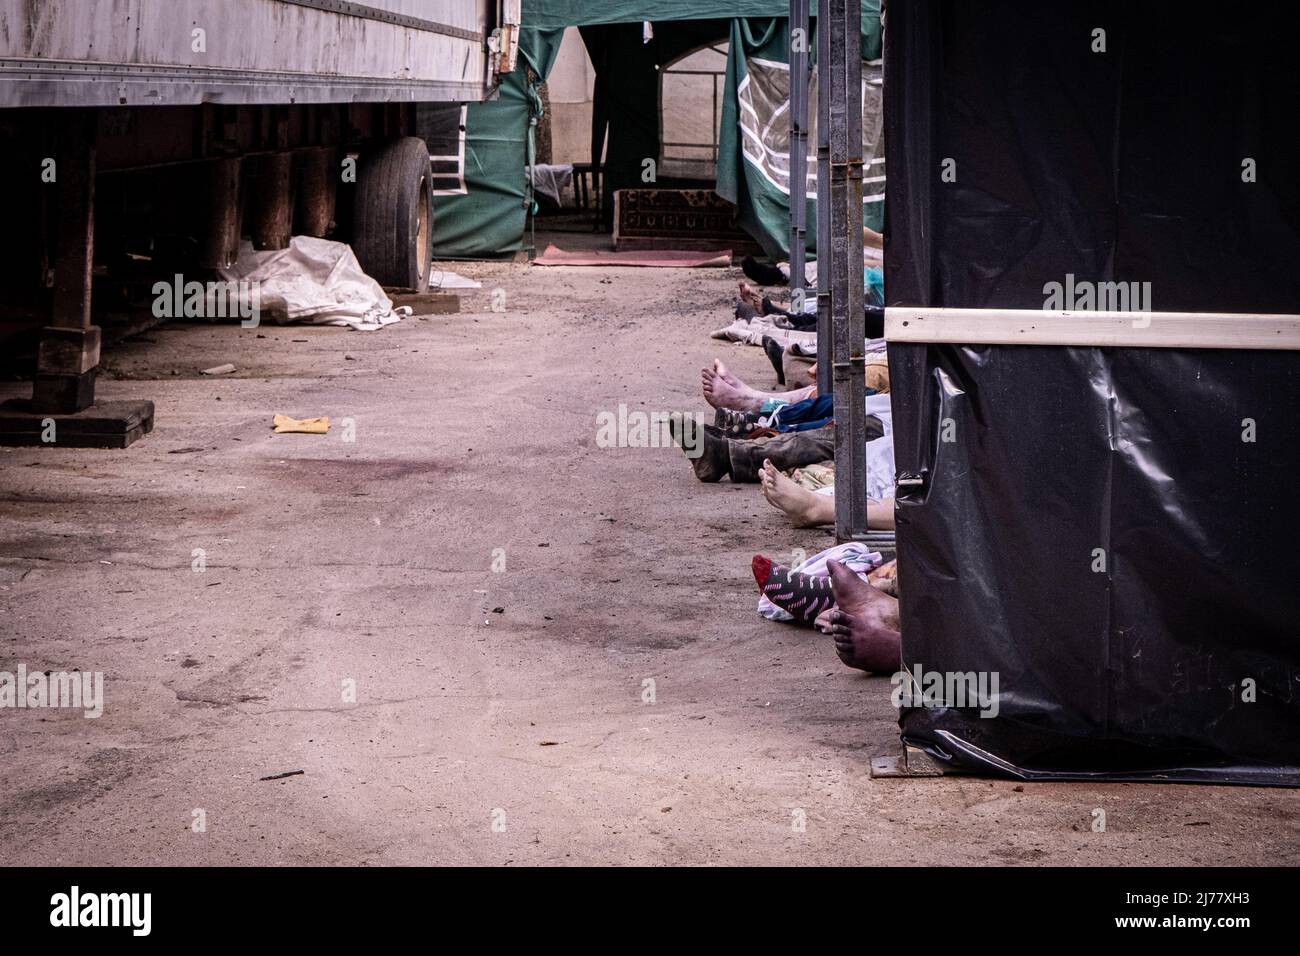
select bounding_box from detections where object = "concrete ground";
[2,235,1296,865]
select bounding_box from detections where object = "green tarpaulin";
[716,9,882,258]
[431,29,562,259]
[431,2,880,260]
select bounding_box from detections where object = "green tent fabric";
[524,1,810,30]
[716,7,882,259]
[432,2,881,259]
[583,19,735,222]
[431,28,563,259]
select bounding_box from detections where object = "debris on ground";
[272,414,329,434]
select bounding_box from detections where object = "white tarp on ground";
[428,269,481,290]
[220,237,405,331]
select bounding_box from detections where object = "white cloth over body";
[790,336,886,358]
[711,314,817,350]
[219,236,405,331]
[864,392,895,501]
[806,392,894,501]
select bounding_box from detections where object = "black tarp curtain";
[884,0,1300,784]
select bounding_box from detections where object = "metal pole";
[815,0,831,398]
[827,0,867,541]
[788,0,810,312]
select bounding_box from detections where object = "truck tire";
[352,136,434,290]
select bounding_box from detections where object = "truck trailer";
[0,0,516,439]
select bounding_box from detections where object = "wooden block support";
[0,399,154,449]
[37,326,101,375]
[294,147,336,238]
[199,157,243,270]
[385,292,461,316]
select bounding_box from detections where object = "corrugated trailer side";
[0,0,492,106]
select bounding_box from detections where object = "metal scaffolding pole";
[788,0,810,313]
[823,0,868,540]
[814,1,831,398]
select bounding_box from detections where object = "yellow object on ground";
[272,414,330,434]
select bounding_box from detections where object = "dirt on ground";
[2,232,1296,865]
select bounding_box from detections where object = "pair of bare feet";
[701,359,813,414]
[759,458,897,530]
[759,459,835,527]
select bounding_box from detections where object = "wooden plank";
[885,307,1300,350]
[0,399,155,448]
[385,291,460,315]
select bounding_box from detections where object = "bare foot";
[702,360,764,412]
[738,281,765,312]
[826,558,900,672]
[714,359,742,387]
[759,459,835,527]
[709,360,818,410]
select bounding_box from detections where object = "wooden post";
[248,152,293,250]
[33,110,100,414]
[199,156,244,270]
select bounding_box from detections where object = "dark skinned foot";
[826,558,901,672]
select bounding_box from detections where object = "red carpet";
[532,244,732,268]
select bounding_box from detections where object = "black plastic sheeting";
[883,2,1300,784]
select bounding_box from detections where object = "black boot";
[742,256,786,286]
[669,415,731,482]
[762,335,786,385]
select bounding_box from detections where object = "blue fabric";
[866,265,884,307]
[771,394,834,432]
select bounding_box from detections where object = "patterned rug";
[613,189,764,255]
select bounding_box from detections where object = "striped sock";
[752,555,836,625]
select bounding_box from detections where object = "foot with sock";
[752,555,836,626]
